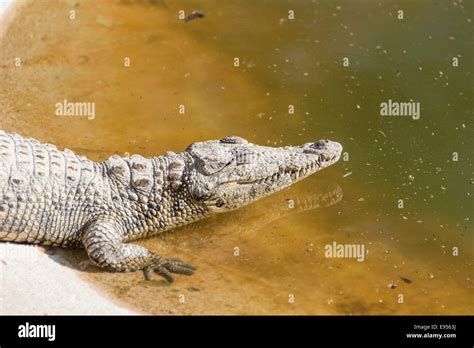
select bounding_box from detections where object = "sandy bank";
[0,243,135,314]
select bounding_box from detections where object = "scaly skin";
[0,132,342,282]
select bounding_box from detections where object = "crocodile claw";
[143,256,197,282]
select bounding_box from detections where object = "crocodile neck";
[103,152,209,241]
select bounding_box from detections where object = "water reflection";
[162,180,343,246]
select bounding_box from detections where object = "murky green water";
[0,0,472,314]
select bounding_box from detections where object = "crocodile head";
[184,135,342,213]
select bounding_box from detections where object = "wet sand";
[0,0,472,315]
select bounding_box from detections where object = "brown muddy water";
[0,0,472,314]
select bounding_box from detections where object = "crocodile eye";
[220,136,248,144]
[206,162,224,171]
[199,157,233,175]
[216,199,224,207]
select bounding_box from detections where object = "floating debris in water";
[246,60,256,68]
[388,283,397,289]
[400,276,412,284]
[183,11,205,23]
[342,172,352,178]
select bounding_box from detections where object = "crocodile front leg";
[82,218,196,282]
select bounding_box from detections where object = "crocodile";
[0,131,342,282]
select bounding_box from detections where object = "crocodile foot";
[142,255,197,282]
